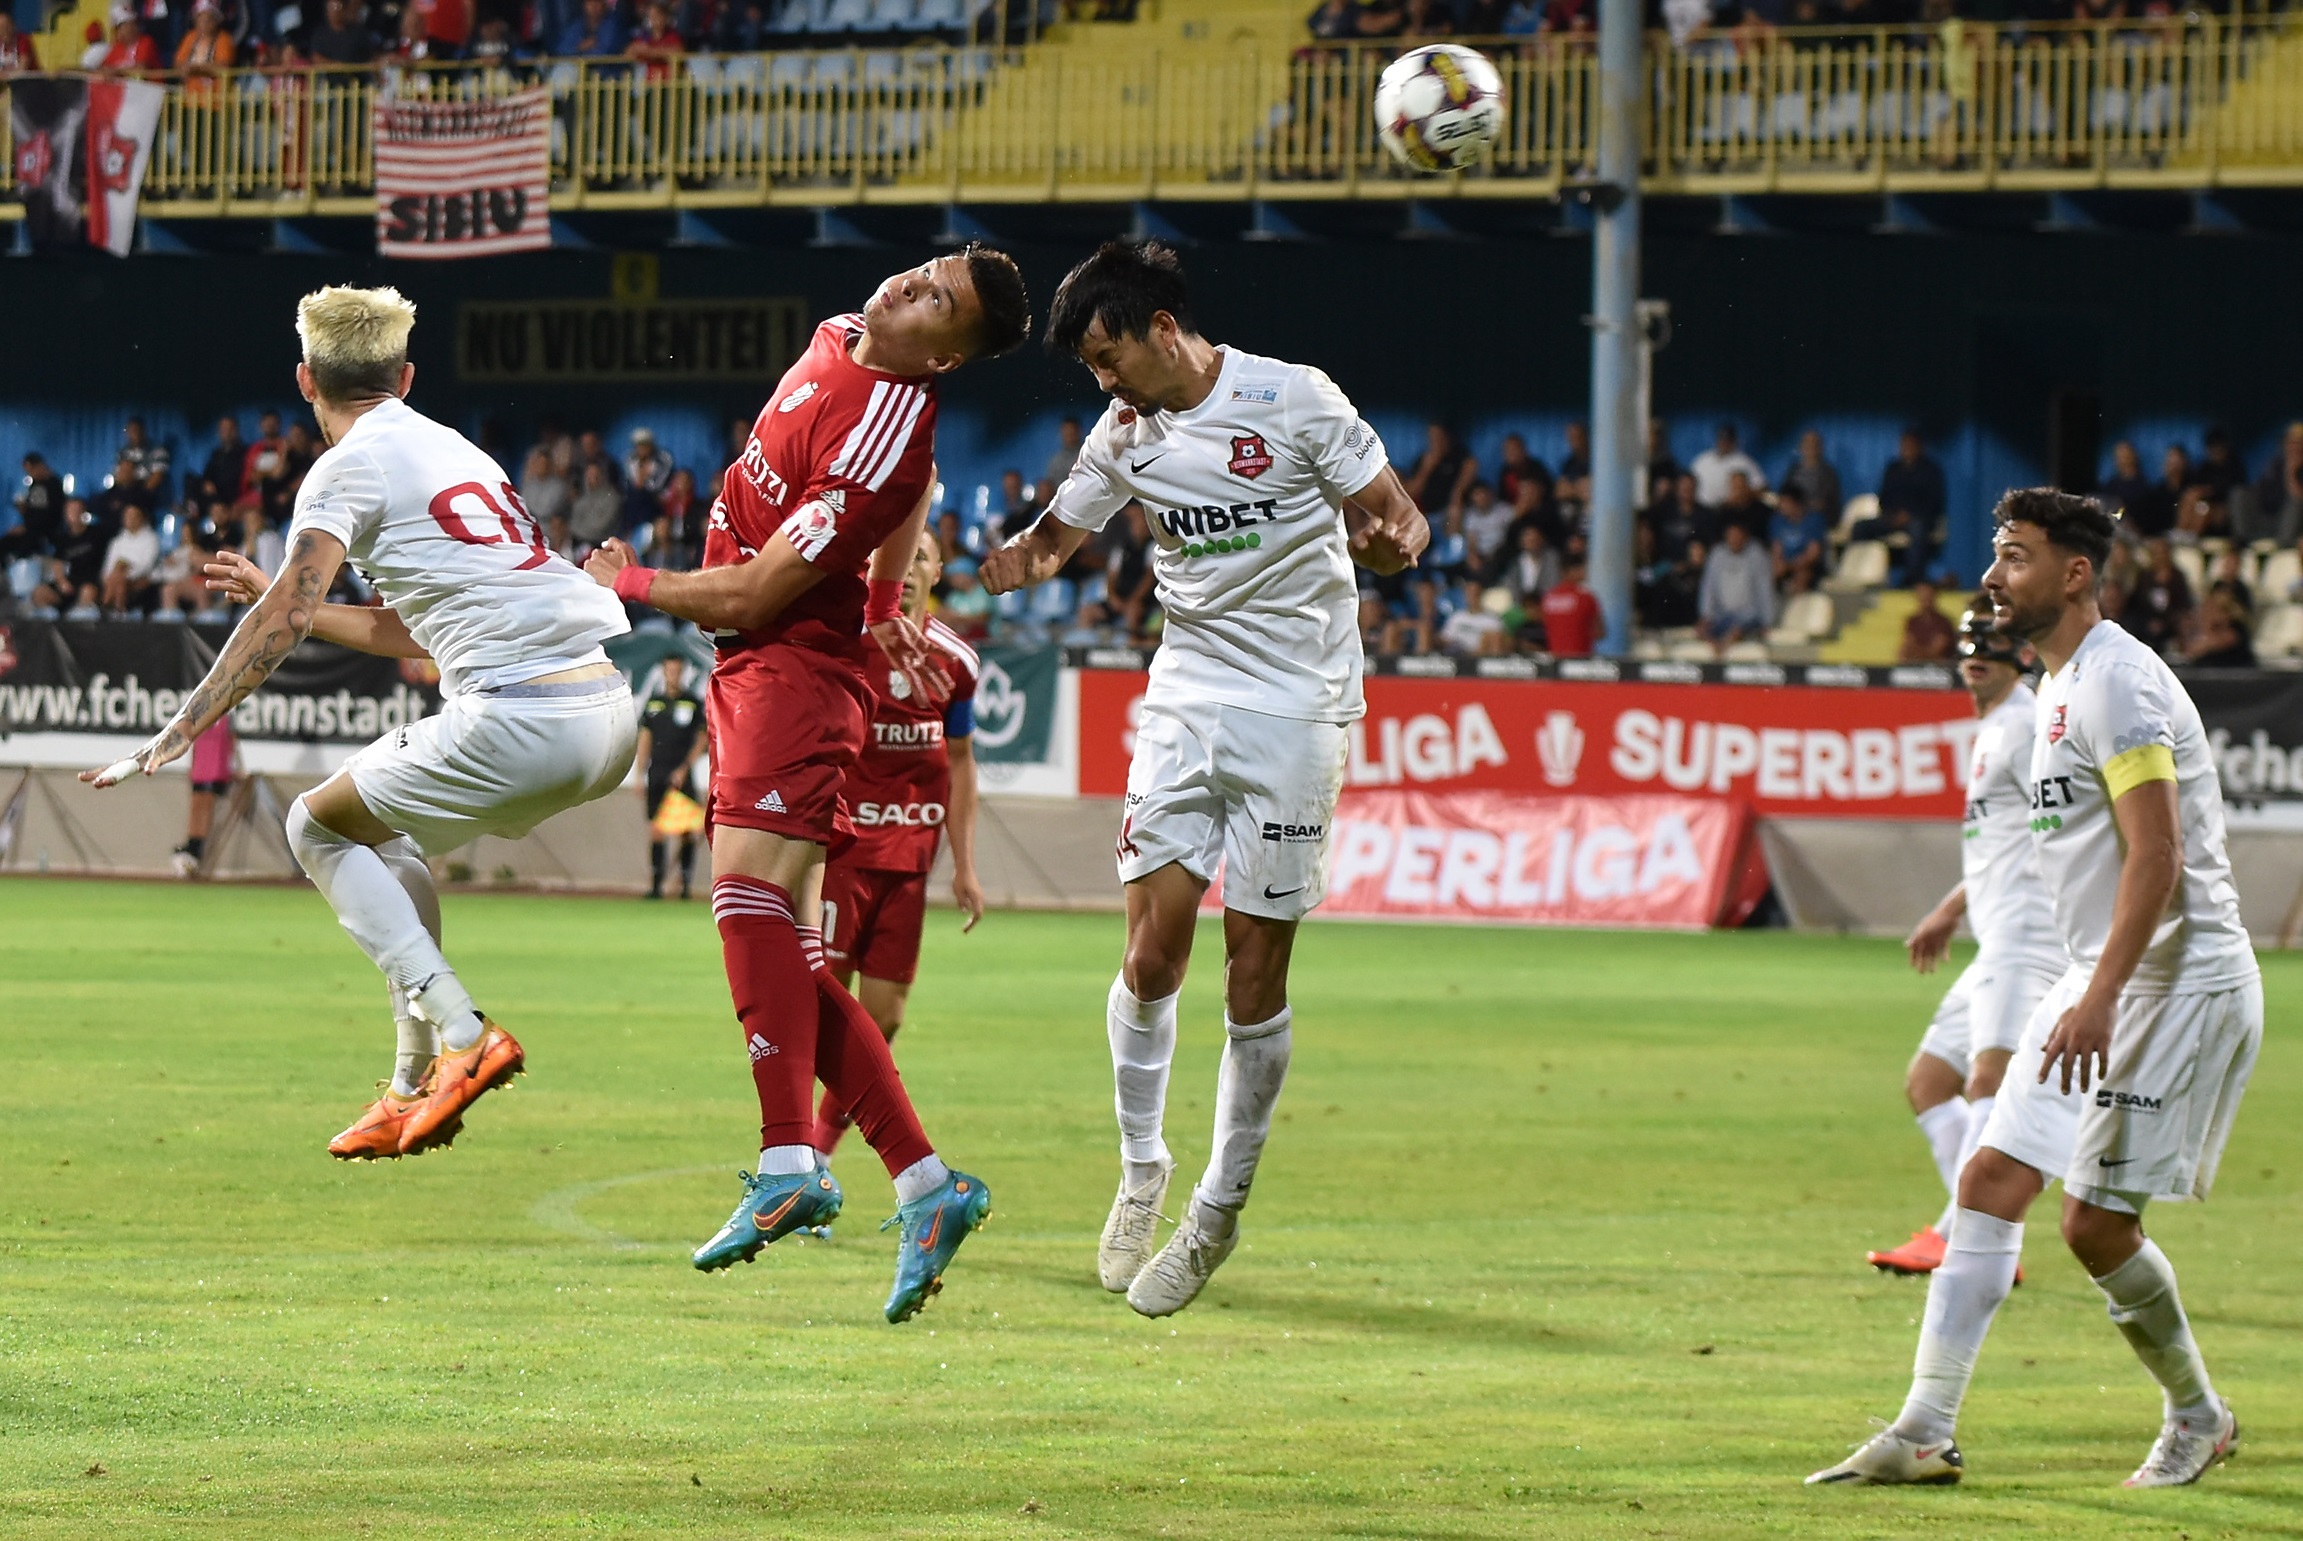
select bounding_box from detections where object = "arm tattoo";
[158,532,332,754]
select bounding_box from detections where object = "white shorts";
[1981,968,2264,1213]
[342,680,638,858]
[1118,698,1349,922]
[2065,974,2263,1210]
[1915,955,2061,1079]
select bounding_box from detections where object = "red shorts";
[707,642,870,855]
[820,861,930,985]
[190,718,236,789]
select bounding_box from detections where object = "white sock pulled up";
[2094,1238,2220,1426]
[1108,974,1178,1187]
[1192,1006,1293,1233]
[1892,1206,2024,1445]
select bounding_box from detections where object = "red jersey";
[1540,581,1601,657]
[703,313,938,661]
[842,617,979,873]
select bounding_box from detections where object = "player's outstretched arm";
[203,550,429,658]
[586,533,824,633]
[980,513,1090,596]
[2039,778,2182,1094]
[947,733,984,933]
[84,529,347,787]
[1342,465,1429,576]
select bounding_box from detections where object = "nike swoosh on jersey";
[1129,453,1166,473]
[1263,884,1305,900]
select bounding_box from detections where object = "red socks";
[798,924,933,1178]
[711,877,819,1150]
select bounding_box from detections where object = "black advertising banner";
[456,298,810,383]
[0,620,440,744]
[2187,672,2303,809]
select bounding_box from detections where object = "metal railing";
[2,21,2300,216]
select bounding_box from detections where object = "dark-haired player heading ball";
[587,247,1030,1323]
[982,239,1427,1317]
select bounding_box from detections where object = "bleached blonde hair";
[296,285,416,403]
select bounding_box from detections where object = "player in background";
[981,239,1426,1318]
[1811,490,2260,1489]
[812,527,986,1160]
[584,246,1029,1323]
[636,652,710,901]
[89,286,635,1161]
[172,716,239,877]
[1865,603,2067,1277]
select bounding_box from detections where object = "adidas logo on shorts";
[755,790,787,813]
[747,1032,778,1062]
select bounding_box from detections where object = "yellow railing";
[4,23,2302,218]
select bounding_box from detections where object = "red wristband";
[612,564,658,605]
[864,578,903,625]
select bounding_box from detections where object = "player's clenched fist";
[585,537,639,588]
[978,543,1029,595]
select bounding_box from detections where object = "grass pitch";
[3,877,2300,1539]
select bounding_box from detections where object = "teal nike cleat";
[692,1167,844,1272]
[880,1170,992,1323]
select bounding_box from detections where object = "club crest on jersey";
[778,380,819,413]
[1228,434,1274,481]
[2047,703,2068,744]
[887,668,912,701]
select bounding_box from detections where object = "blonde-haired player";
[86,285,636,1161]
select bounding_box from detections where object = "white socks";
[758,1143,819,1177]
[1894,1207,2024,1444]
[1108,975,1179,1187]
[1916,1098,1970,1202]
[1931,1094,1994,1238]
[892,1153,952,1206]
[2094,1239,2220,1426]
[289,797,488,1062]
[378,837,443,1097]
[1193,1007,1293,1232]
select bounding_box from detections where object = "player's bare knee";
[2059,1195,2142,1270]
[1905,1052,1964,1113]
[1122,941,1187,1003]
[1955,1146,2043,1221]
[1965,1051,2011,1102]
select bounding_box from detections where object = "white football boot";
[2125,1403,2238,1488]
[1806,1425,1964,1486]
[1126,1203,1236,1319]
[1097,1158,1173,1292]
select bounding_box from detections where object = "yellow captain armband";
[2104,741,2177,799]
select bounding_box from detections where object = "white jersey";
[288,399,629,696]
[1048,345,1387,724]
[1960,681,2065,975]
[2030,621,2256,995]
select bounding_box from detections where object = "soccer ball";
[1375,44,1506,174]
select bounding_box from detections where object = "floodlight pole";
[1587,0,1643,656]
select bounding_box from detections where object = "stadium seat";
[1723,640,1772,663]
[685,55,723,84]
[769,52,813,87]
[2257,603,2303,659]
[767,0,822,30]
[1630,636,1665,660]
[2261,547,2301,601]
[1026,576,1078,626]
[1834,492,1878,546]
[866,0,917,28]
[2171,543,2206,595]
[863,49,905,85]
[823,0,874,29]
[1830,540,1891,591]
[1668,639,1716,663]
[1771,588,1834,643]
[913,0,963,24]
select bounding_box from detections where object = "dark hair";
[1046,238,1195,356]
[959,243,1030,359]
[310,354,405,404]
[1992,487,2114,582]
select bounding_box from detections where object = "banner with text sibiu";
[0,621,439,745]
[1313,791,1763,930]
[8,76,165,258]
[374,87,551,259]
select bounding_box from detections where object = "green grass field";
[3,876,2299,1539]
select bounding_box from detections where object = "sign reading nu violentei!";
[456,298,810,382]
[374,88,550,259]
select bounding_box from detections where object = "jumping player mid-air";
[1811,490,2260,1489]
[812,526,986,1161]
[91,286,636,1161]
[584,246,1030,1323]
[980,238,1426,1318]
[1866,603,2067,1277]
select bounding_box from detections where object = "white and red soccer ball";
[1375,43,1506,174]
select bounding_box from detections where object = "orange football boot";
[329,1086,427,1161]
[397,1018,525,1156]
[1867,1226,1948,1275]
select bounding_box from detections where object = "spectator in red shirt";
[627,0,684,80]
[1540,555,1602,657]
[240,410,285,508]
[100,6,161,72]
[0,12,40,74]
[1897,576,1957,662]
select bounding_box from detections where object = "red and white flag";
[8,76,163,257]
[374,86,550,260]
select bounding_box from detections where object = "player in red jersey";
[585,246,1029,1323]
[812,527,986,1160]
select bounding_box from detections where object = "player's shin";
[1108,975,1179,1187]
[1193,1007,1293,1235]
[2093,1238,2221,1425]
[288,796,482,1044]
[711,877,822,1165]
[1893,1208,2024,1444]
[805,934,940,1198]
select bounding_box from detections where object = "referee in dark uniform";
[637,653,710,900]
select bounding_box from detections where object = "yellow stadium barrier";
[3,22,2301,220]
